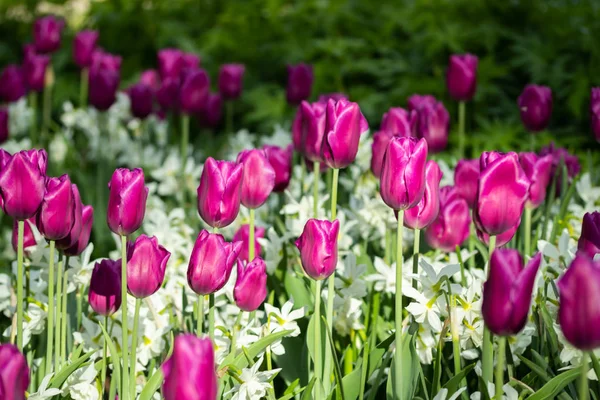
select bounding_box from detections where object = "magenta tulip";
[425,186,471,252]
[591,88,600,142]
[127,235,171,298]
[233,224,266,263]
[518,84,552,132]
[0,65,27,103]
[107,168,148,236]
[407,94,436,111]
[200,93,223,128]
[23,51,50,92]
[181,53,200,77]
[128,83,154,119]
[299,100,327,162]
[453,159,480,208]
[156,77,180,111]
[180,69,210,114]
[197,157,243,228]
[234,257,268,312]
[262,144,293,192]
[295,219,339,280]
[287,63,313,105]
[321,99,365,169]
[33,16,64,54]
[404,160,442,230]
[578,212,600,258]
[0,343,29,400]
[446,54,478,102]
[158,48,184,80]
[55,184,82,250]
[318,93,348,103]
[88,67,120,111]
[89,259,122,316]
[0,107,8,144]
[236,149,276,209]
[73,30,99,68]
[415,99,450,153]
[219,64,245,100]
[477,222,519,248]
[380,107,417,137]
[64,205,94,257]
[11,218,37,255]
[519,152,553,208]
[90,49,122,72]
[538,143,580,193]
[36,175,75,241]
[140,69,160,92]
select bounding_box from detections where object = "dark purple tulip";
[181,52,200,76]
[23,51,50,92]
[287,63,313,105]
[158,48,184,80]
[538,143,580,192]
[233,224,266,263]
[425,186,471,252]
[380,107,417,137]
[477,222,519,248]
[72,30,99,68]
[482,250,541,336]
[55,183,82,250]
[179,69,210,114]
[416,100,450,153]
[90,49,122,72]
[197,158,243,228]
[446,54,478,102]
[321,99,365,169]
[518,84,552,132]
[519,152,553,208]
[156,77,180,111]
[107,168,148,236]
[234,257,268,312]
[0,343,30,400]
[0,149,47,220]
[162,334,217,400]
[578,212,600,258]
[300,101,327,162]
[237,149,276,209]
[128,83,154,119]
[0,65,27,103]
[318,93,348,103]
[404,160,442,230]
[88,68,120,111]
[64,205,93,257]
[200,93,222,128]
[127,235,171,298]
[296,219,339,280]
[36,175,74,241]
[292,107,303,152]
[0,108,8,144]
[453,159,480,208]
[89,259,122,316]
[407,94,436,111]
[591,88,600,142]
[140,69,161,92]
[380,137,428,211]
[263,144,293,192]
[370,131,393,178]
[33,16,64,54]
[219,64,245,100]
[473,152,530,236]
[11,218,37,256]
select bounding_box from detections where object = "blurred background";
[1,0,599,150]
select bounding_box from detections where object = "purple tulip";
[380,107,417,137]
[156,77,180,111]
[538,143,580,193]
[127,235,171,298]
[0,108,8,144]
[36,175,75,241]
[578,212,600,258]
[295,219,339,280]
[482,250,541,336]
[404,160,442,230]
[128,83,154,119]
[0,149,47,220]
[446,54,478,102]
[425,186,471,252]
[11,218,37,256]
[237,149,276,209]
[140,69,160,92]
[199,93,222,128]
[262,144,293,192]
[187,230,242,295]
[181,53,200,77]
[518,84,552,132]
[473,152,530,236]
[90,49,122,72]
[233,224,266,263]
[318,93,348,103]
[0,343,30,400]
[73,30,99,68]
[64,205,94,256]
[89,259,122,316]
[219,64,245,100]
[519,152,553,208]
[162,334,217,400]
[558,255,600,350]
[321,99,365,169]
[380,137,428,211]
[477,222,519,248]
[287,63,313,105]
[158,48,184,80]
[33,16,64,54]
[88,67,120,111]
[107,168,148,236]
[453,159,480,208]
[591,88,600,142]
[407,94,436,111]
[0,65,27,103]
[300,101,327,162]
[197,158,243,228]
[23,51,50,92]
[415,100,450,153]
[234,257,268,312]
[55,184,82,250]
[180,69,210,114]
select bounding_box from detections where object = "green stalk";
[482,235,497,388]
[29,92,38,146]
[412,228,420,289]
[80,68,89,108]
[314,279,323,399]
[385,228,391,264]
[129,298,141,399]
[196,295,204,336]
[55,258,63,367]
[61,257,69,366]
[458,101,466,159]
[101,316,108,399]
[299,155,306,197]
[180,114,190,176]
[249,208,255,261]
[226,100,234,133]
[451,295,467,399]
[468,222,475,268]
[313,161,320,217]
[494,336,506,399]
[579,353,589,400]
[45,240,55,372]
[209,294,215,342]
[524,206,532,256]
[121,235,129,400]
[394,210,405,400]
[16,220,24,351]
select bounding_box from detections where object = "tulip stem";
[29,92,38,146]
[450,295,468,399]
[121,234,129,400]
[208,294,215,342]
[394,210,405,400]
[101,316,108,398]
[314,279,323,399]
[55,257,63,367]
[80,67,88,108]
[579,352,589,400]
[16,220,24,351]
[482,235,497,389]
[412,228,420,289]
[46,240,55,372]
[249,208,255,261]
[468,222,475,268]
[524,206,532,256]
[61,257,69,366]
[313,161,320,217]
[181,114,189,177]
[494,336,506,399]
[196,294,204,336]
[226,100,234,133]
[129,298,141,399]
[385,228,391,264]
[458,101,466,159]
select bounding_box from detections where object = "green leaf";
[517,355,551,382]
[284,269,313,311]
[321,316,345,400]
[284,378,301,396]
[232,329,294,369]
[301,377,317,400]
[97,322,122,397]
[527,367,582,400]
[442,363,475,395]
[48,350,94,389]
[386,333,419,400]
[306,312,327,381]
[139,367,164,400]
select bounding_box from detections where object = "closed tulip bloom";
[107,168,148,236]
[187,230,242,295]
[162,334,217,400]
[197,157,243,228]
[538,143,580,192]
[158,48,184,80]
[404,160,442,230]
[578,212,600,258]
[287,63,313,105]
[591,88,600,142]
[380,137,428,211]
[233,224,266,263]
[55,184,83,250]
[0,65,27,103]
[33,16,64,54]
[73,30,99,68]
[237,149,276,209]
[381,107,417,137]
[181,53,201,77]
[318,93,348,103]
[0,107,8,144]
[36,175,74,241]
[519,152,553,208]
[11,218,37,255]
[140,69,160,92]
[234,257,268,312]
[295,219,339,280]
[180,69,210,114]
[88,68,120,111]
[473,151,530,236]
[127,235,171,298]
[200,93,222,128]
[416,100,450,153]
[300,101,327,162]
[128,83,154,119]
[425,186,471,252]
[90,49,122,72]
[518,84,552,132]
[477,222,519,248]
[558,255,600,350]
[219,64,245,100]
[23,52,50,92]
[263,144,293,192]
[453,159,480,208]
[0,149,47,220]
[156,77,180,111]
[482,250,541,336]
[64,205,93,257]
[321,99,364,169]
[407,94,436,111]
[0,343,30,400]
[89,259,122,316]
[370,131,393,178]
[446,54,478,101]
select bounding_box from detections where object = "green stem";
[530,133,536,152]
[314,279,323,399]
[42,65,53,144]
[197,295,204,336]
[299,155,306,197]
[524,206,532,256]
[45,241,55,372]
[226,100,234,133]
[385,228,391,264]
[313,161,320,217]
[101,316,108,398]
[55,258,63,367]
[249,208,255,261]
[468,222,475,268]
[231,312,242,355]
[412,228,420,289]
[579,352,589,400]
[458,101,466,159]
[80,68,88,108]
[29,92,38,146]
[394,210,405,400]
[61,257,68,365]
[331,169,339,220]
[121,235,129,400]
[16,220,24,351]
[450,295,468,399]
[181,114,189,178]
[482,235,497,388]
[495,336,506,399]
[129,298,141,399]
[209,294,215,342]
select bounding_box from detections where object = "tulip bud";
[0,149,47,220]
[538,143,580,194]
[407,94,436,111]
[477,222,519,248]
[518,84,552,132]
[518,152,553,208]
[446,54,478,102]
[425,186,471,252]
[107,168,148,236]
[591,88,600,142]
[162,334,217,400]
[295,219,339,280]
[380,137,428,211]
[0,343,30,400]
[187,230,242,295]
[233,224,266,263]
[11,218,38,255]
[156,77,180,111]
[558,255,600,350]
[127,235,171,298]
[89,259,122,316]
[234,257,268,312]
[287,63,313,105]
[0,65,27,103]
[415,100,450,153]
[300,101,327,162]
[36,175,75,241]
[578,212,600,258]
[55,184,83,250]
[453,159,479,208]
[128,83,154,119]
[473,151,530,236]
[219,64,245,100]
[64,205,94,257]
[380,107,417,137]
[482,250,541,336]
[404,160,442,230]
[237,149,276,209]
[179,69,210,114]
[0,107,8,144]
[73,30,99,69]
[88,68,120,111]
[90,49,122,72]
[321,99,368,169]
[180,53,200,78]
[23,51,50,93]
[370,131,393,178]
[318,93,348,103]
[33,16,64,54]
[199,93,223,128]
[197,158,243,228]
[157,48,184,80]
[140,69,160,92]
[262,144,293,192]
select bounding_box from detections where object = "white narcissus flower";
[335,253,368,298]
[281,192,328,237]
[258,227,289,274]
[8,97,32,136]
[259,124,292,147]
[264,299,305,337]
[405,286,443,333]
[470,382,518,400]
[538,229,576,274]
[332,296,364,337]
[0,273,11,316]
[63,362,99,400]
[73,316,102,352]
[433,387,467,400]
[364,257,411,294]
[28,373,62,400]
[225,357,281,400]
[225,129,257,160]
[3,303,47,347]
